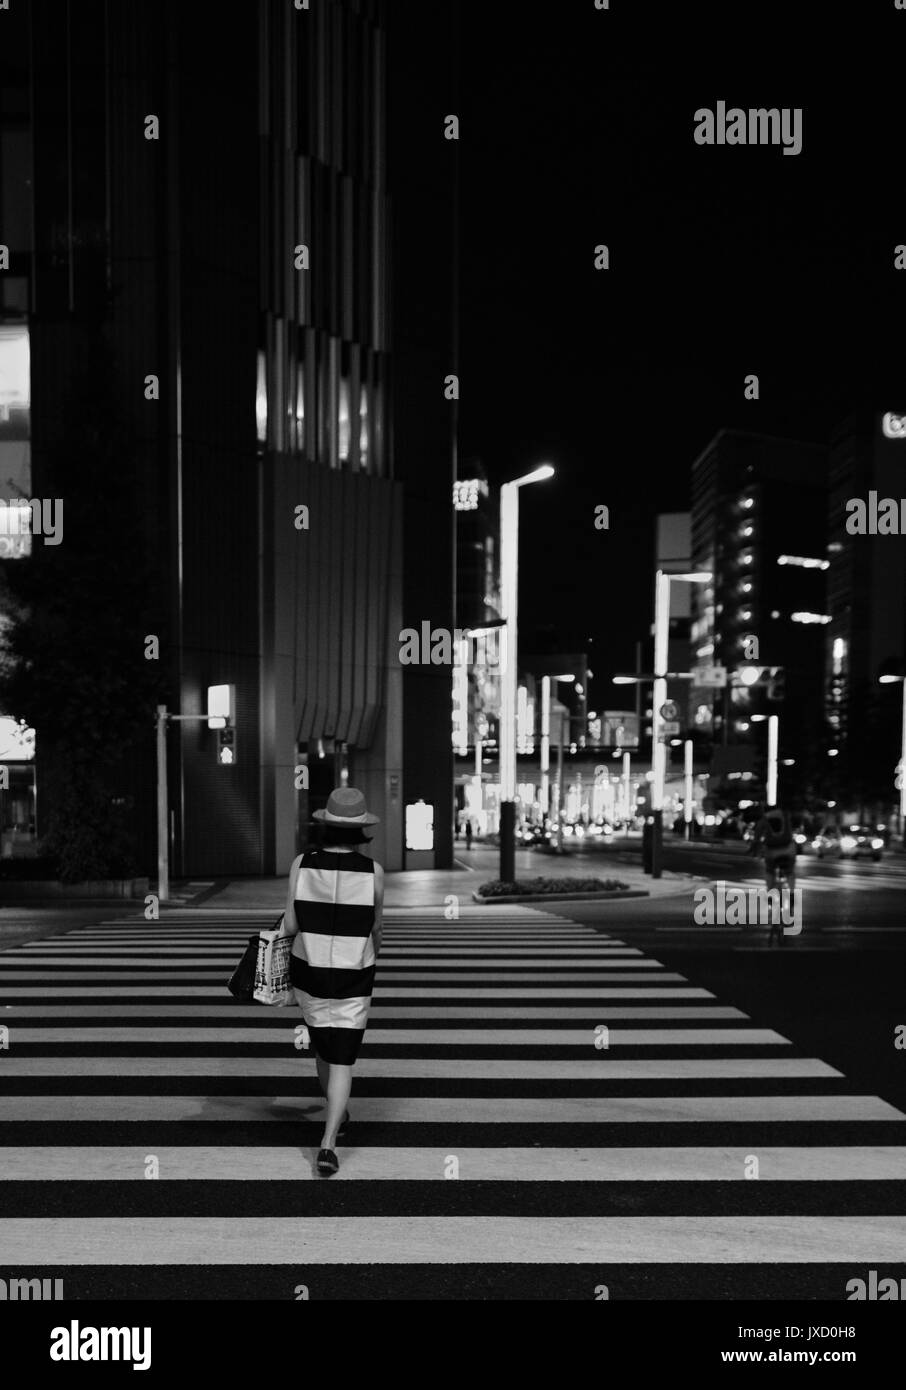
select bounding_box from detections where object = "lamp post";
[652,571,711,875]
[683,739,694,840]
[879,673,906,844]
[499,464,555,883]
[629,570,712,878]
[540,676,551,820]
[766,714,779,808]
[750,711,781,809]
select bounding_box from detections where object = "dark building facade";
[690,430,829,804]
[0,0,458,877]
[824,410,906,815]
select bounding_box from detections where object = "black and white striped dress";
[288,848,378,1065]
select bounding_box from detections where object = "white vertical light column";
[622,751,631,822]
[651,570,670,811]
[900,681,906,824]
[684,739,693,837]
[767,714,779,807]
[499,482,519,804]
[540,675,551,815]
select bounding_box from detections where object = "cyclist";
[751,805,797,892]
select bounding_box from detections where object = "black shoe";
[317,1148,339,1176]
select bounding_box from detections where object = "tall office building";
[690,430,828,801]
[655,511,694,730]
[0,0,458,876]
[824,409,906,811]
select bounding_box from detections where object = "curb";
[471,889,650,904]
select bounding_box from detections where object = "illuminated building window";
[453,478,488,511]
[338,376,351,463]
[256,351,267,444]
[359,378,369,471]
[777,554,829,570]
[791,612,831,625]
[294,363,305,453]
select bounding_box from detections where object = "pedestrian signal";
[217,727,236,765]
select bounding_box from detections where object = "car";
[812,825,884,861]
[520,825,553,847]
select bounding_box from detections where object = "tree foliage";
[0,332,167,880]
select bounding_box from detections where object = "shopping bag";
[227,934,260,1000]
[253,854,304,1007]
[253,922,294,1006]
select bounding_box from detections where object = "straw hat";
[312,786,379,825]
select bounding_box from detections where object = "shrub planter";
[0,877,151,900]
[473,876,647,904]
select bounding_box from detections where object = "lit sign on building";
[881,412,906,440]
[452,641,468,755]
[0,325,30,422]
[452,478,488,511]
[405,799,434,851]
[0,716,35,761]
[206,684,235,730]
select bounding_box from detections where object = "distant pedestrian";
[465,818,473,850]
[751,805,796,892]
[283,787,383,1177]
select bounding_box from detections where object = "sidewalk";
[188,843,700,913]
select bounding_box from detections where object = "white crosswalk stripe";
[0,903,903,1294]
[734,872,906,894]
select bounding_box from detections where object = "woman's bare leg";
[321,1064,352,1150]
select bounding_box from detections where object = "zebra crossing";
[734,865,906,894]
[1,904,905,1298]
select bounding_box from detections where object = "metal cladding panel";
[289,459,399,750]
[335,470,355,741]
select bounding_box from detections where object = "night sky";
[455,1,904,692]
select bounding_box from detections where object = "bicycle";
[764,855,795,948]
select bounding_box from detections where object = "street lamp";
[499,463,555,882]
[879,673,906,843]
[650,570,712,877]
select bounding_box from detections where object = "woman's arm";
[372,862,384,957]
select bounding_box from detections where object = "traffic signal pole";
[156,706,169,903]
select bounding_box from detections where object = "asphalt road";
[540,840,906,1126]
[1,874,904,1302]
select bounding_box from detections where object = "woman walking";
[286,787,383,1176]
